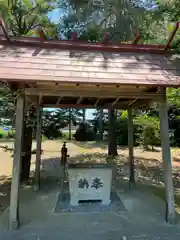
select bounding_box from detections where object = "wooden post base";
[9,220,19,230]
[166,203,176,224]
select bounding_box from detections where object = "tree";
[0,0,58,182]
[55,108,83,140]
[93,109,108,140]
[74,122,96,141]
[59,0,151,42]
[116,110,129,146]
[0,83,16,127]
[82,109,86,122]
[134,115,160,151]
[1,0,58,36]
[42,109,68,139]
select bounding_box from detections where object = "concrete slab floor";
[0,182,180,240]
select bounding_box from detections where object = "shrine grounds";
[0,140,180,239]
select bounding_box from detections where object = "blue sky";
[48,8,62,23]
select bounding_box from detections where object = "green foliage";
[0,128,15,139]
[167,88,180,108]
[59,0,147,42]
[134,115,160,150]
[0,84,16,126]
[7,130,15,138]
[42,110,67,139]
[1,0,58,37]
[116,111,128,146]
[61,132,70,140]
[74,123,96,141]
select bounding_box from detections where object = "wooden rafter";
[39,95,43,104]
[76,97,83,104]
[94,98,100,107]
[44,103,118,109]
[72,32,77,41]
[112,97,120,106]
[28,83,37,88]
[56,96,63,105]
[128,97,138,107]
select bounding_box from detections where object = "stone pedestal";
[68,164,112,206]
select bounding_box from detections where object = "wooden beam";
[25,88,160,100]
[34,97,42,190]
[0,35,167,54]
[43,103,129,109]
[9,93,25,230]
[36,27,46,41]
[42,100,151,109]
[128,107,135,187]
[159,87,175,223]
[165,22,179,51]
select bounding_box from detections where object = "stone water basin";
[68,163,112,206]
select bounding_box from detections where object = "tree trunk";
[108,109,118,156]
[69,109,72,140]
[20,124,33,182]
[128,107,135,187]
[99,108,104,140]
[83,109,86,122]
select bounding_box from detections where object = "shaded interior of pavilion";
[6,78,178,230]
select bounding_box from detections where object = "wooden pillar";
[83,109,86,122]
[108,109,118,156]
[34,97,42,190]
[9,93,25,230]
[128,107,135,187]
[159,87,175,223]
[68,108,72,140]
[99,108,103,140]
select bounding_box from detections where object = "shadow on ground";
[41,151,180,190]
[1,148,180,222]
[0,176,11,212]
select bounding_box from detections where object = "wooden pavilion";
[0,19,180,230]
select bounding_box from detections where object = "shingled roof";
[0,44,180,86]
